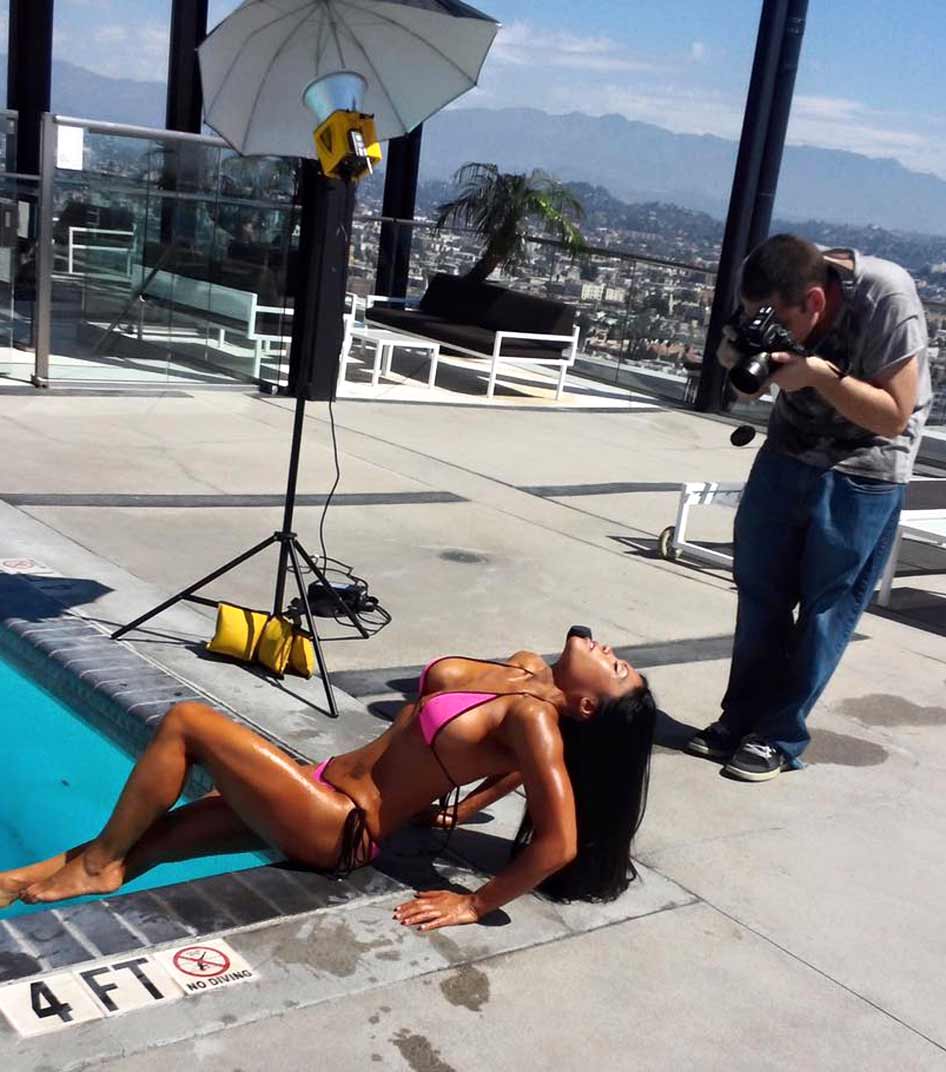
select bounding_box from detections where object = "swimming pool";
[1,652,274,921]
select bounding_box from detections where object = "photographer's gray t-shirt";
[765,248,932,484]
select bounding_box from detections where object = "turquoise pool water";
[1,652,274,921]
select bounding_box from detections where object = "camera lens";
[730,353,773,394]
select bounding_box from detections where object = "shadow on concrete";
[187,641,336,715]
[366,698,404,724]
[0,573,113,620]
[374,825,512,927]
[864,539,946,638]
[611,532,736,572]
[653,707,701,753]
[866,587,946,638]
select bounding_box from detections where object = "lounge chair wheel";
[657,526,678,561]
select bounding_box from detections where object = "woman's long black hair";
[513,676,657,902]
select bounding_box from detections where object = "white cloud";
[492,21,665,75]
[54,20,169,82]
[788,94,946,175]
[94,25,130,46]
[690,41,706,62]
[793,96,865,123]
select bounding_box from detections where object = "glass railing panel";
[49,128,201,384]
[360,218,717,405]
[44,120,301,388]
[926,303,946,430]
[0,112,18,177]
[348,214,382,304]
[0,174,37,383]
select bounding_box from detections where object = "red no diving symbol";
[173,945,231,978]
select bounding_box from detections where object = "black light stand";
[113,161,366,719]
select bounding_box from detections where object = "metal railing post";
[32,111,56,387]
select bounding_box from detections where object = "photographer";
[687,234,932,781]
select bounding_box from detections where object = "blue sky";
[19,0,946,178]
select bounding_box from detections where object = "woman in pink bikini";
[1,626,656,931]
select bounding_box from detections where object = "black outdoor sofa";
[365,273,581,398]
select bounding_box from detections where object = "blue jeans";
[719,450,904,764]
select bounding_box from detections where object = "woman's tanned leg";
[1,796,261,910]
[23,702,354,904]
[121,793,266,876]
[1,795,262,909]
[0,847,90,908]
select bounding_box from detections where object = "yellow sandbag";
[256,615,295,675]
[289,632,315,679]
[206,603,269,663]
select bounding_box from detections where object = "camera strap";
[823,248,856,301]
[816,248,858,373]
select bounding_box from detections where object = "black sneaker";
[685,722,737,759]
[724,735,789,782]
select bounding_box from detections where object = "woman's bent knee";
[159,700,217,735]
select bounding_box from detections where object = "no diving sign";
[173,945,231,977]
[155,941,255,994]
[0,940,255,1038]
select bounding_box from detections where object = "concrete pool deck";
[0,384,945,1070]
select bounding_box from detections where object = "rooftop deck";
[0,383,944,1068]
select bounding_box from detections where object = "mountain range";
[6,57,946,237]
[420,107,946,237]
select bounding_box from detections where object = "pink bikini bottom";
[312,759,380,864]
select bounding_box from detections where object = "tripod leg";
[112,535,278,641]
[292,541,370,638]
[286,541,339,719]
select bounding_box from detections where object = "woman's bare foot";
[21,851,125,905]
[0,852,72,909]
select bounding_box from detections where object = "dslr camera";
[725,306,807,394]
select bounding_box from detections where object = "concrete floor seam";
[665,882,946,1055]
[299,408,742,594]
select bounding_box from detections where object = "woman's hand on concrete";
[410,804,460,829]
[393,889,481,931]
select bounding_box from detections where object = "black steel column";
[374,124,423,299]
[166,0,209,134]
[746,0,809,252]
[6,0,54,176]
[162,2,209,249]
[694,0,790,412]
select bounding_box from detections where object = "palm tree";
[435,163,586,284]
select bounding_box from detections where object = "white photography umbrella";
[199,0,500,157]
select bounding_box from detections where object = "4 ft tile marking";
[0,939,256,1038]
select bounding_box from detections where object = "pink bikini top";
[416,657,553,784]
[418,691,498,746]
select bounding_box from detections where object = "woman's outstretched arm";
[412,771,523,828]
[394,702,575,930]
[458,771,523,821]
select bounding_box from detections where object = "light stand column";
[112,162,367,720]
